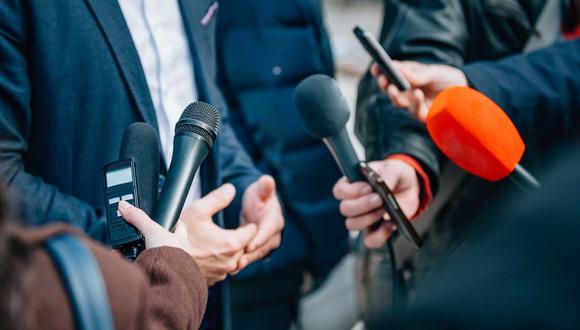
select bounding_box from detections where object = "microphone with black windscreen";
[153,101,220,231]
[104,122,160,260]
[294,74,422,248]
[119,123,160,215]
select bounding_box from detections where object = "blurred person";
[0,185,209,329]
[340,0,575,326]
[216,1,349,328]
[0,1,284,328]
[349,0,573,262]
[389,144,580,329]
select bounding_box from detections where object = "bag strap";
[44,234,114,330]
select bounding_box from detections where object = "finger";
[246,212,283,252]
[409,89,427,122]
[239,235,281,270]
[370,63,381,77]
[367,160,399,192]
[382,213,397,228]
[118,201,162,237]
[414,89,429,123]
[230,223,258,250]
[364,222,396,249]
[389,190,419,219]
[387,85,411,109]
[257,175,276,201]
[189,183,236,217]
[339,193,383,218]
[345,208,385,231]
[333,177,372,200]
[377,75,390,92]
[396,61,428,87]
[174,221,189,239]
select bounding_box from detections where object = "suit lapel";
[178,0,220,195]
[84,0,158,128]
[179,0,214,102]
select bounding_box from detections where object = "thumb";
[118,201,162,237]
[232,223,258,248]
[256,175,276,201]
[194,183,237,217]
[395,61,429,87]
[410,89,428,123]
[369,160,399,192]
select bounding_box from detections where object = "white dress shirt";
[118,0,202,205]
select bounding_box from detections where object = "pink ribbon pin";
[201,1,219,26]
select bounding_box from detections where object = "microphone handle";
[510,164,541,191]
[154,134,209,231]
[323,128,364,182]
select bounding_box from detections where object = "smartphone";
[353,25,410,91]
[359,162,422,249]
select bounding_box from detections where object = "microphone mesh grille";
[175,102,221,147]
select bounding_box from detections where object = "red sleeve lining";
[387,154,433,219]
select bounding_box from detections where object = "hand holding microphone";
[151,101,283,281]
[295,74,423,249]
[119,184,258,286]
[332,159,421,248]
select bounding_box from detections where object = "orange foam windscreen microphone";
[426,86,540,190]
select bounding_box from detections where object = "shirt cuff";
[387,154,433,218]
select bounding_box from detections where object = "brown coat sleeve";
[13,224,207,330]
[134,248,208,330]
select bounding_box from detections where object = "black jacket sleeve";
[0,0,105,239]
[356,0,471,194]
[356,0,545,194]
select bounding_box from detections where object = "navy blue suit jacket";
[464,40,580,151]
[0,0,259,238]
[0,1,261,328]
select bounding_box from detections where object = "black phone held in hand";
[104,159,144,260]
[353,25,411,92]
[358,162,422,249]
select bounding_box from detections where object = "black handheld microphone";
[153,102,220,231]
[294,74,422,248]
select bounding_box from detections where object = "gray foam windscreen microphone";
[294,74,351,138]
[294,74,363,181]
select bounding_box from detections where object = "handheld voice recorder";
[104,159,144,259]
